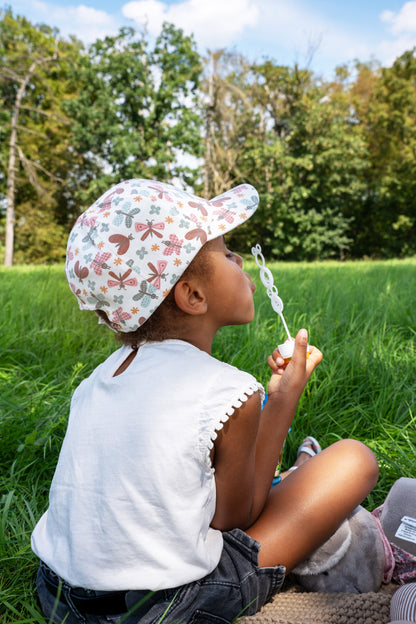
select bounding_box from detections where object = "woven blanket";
[239,582,398,624]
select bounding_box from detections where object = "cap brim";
[205,184,259,241]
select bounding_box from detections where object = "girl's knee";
[333,438,379,486]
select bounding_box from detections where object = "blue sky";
[8,0,416,78]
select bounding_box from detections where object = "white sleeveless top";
[31,340,264,591]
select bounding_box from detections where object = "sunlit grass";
[1,258,415,621]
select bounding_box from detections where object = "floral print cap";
[65,178,259,332]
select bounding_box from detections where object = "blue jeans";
[36,529,285,624]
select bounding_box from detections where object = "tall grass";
[1,259,415,622]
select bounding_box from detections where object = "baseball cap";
[65,178,259,332]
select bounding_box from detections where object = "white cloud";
[238,0,371,74]
[122,0,259,48]
[16,0,120,43]
[378,2,416,67]
[378,34,416,59]
[122,0,166,35]
[12,0,416,77]
[55,5,118,42]
[250,0,416,75]
[380,2,416,35]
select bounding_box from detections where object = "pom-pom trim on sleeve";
[205,381,264,451]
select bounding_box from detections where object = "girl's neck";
[167,317,218,355]
[171,328,215,355]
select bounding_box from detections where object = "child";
[32,179,378,624]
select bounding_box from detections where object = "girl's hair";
[96,241,214,347]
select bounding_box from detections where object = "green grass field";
[1,259,415,622]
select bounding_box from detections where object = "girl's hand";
[266,329,322,397]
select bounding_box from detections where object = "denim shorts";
[36,528,286,624]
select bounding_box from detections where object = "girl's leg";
[246,439,378,571]
[279,437,322,478]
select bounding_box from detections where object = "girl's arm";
[211,329,322,531]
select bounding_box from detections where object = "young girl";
[32,179,378,624]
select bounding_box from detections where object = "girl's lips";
[245,272,256,293]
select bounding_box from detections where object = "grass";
[1,258,415,622]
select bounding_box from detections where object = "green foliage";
[0,11,202,263]
[346,54,416,257]
[269,73,367,260]
[0,8,91,264]
[201,58,368,260]
[1,9,416,263]
[63,22,202,207]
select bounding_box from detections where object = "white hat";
[65,178,259,332]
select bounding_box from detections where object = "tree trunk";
[4,71,29,266]
[204,51,214,199]
[4,52,57,266]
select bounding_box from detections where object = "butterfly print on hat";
[135,220,165,240]
[163,234,183,256]
[213,206,237,224]
[69,283,86,305]
[133,281,158,307]
[91,252,112,275]
[74,261,89,281]
[210,196,232,207]
[107,269,138,290]
[148,182,174,202]
[109,233,134,255]
[188,200,208,217]
[66,246,74,262]
[82,224,99,249]
[184,214,207,244]
[87,293,111,310]
[111,307,132,326]
[146,261,168,289]
[76,214,97,230]
[113,206,141,228]
[97,186,125,213]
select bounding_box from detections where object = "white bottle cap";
[278,340,311,359]
[278,340,295,359]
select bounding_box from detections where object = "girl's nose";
[235,252,243,267]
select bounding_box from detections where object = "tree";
[3,8,416,263]
[278,70,368,260]
[0,14,203,263]
[0,9,89,264]
[64,23,203,208]
[200,56,368,259]
[352,52,416,256]
[201,50,254,198]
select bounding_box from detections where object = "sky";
[7,0,416,78]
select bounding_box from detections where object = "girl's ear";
[173,279,208,316]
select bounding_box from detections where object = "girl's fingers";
[267,354,284,374]
[291,329,308,361]
[268,330,322,386]
[305,345,323,369]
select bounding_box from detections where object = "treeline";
[1,8,416,264]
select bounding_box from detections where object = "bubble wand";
[251,243,291,341]
[251,243,309,364]
[252,244,293,486]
